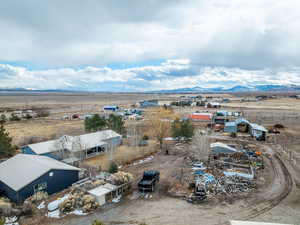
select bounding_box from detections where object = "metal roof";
[27,130,121,155]
[88,183,118,196]
[225,122,236,127]
[250,123,268,132]
[0,154,80,191]
[210,142,239,153]
[235,117,250,125]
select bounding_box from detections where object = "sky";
[0,0,300,91]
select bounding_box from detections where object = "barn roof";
[189,113,213,121]
[235,118,250,125]
[27,130,121,155]
[0,154,80,191]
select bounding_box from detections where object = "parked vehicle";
[138,170,160,192]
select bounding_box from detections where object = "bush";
[0,218,5,225]
[142,135,149,140]
[85,114,107,132]
[10,114,21,121]
[0,115,6,123]
[36,109,50,117]
[91,219,106,225]
[108,161,118,174]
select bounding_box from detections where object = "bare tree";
[190,129,211,162]
[146,108,175,151]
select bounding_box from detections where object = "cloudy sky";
[0,0,299,91]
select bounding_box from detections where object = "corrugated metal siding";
[224,124,237,133]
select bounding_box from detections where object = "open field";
[223,98,300,111]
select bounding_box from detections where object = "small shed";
[0,154,80,202]
[235,118,250,132]
[250,123,268,141]
[224,122,237,133]
[88,183,118,206]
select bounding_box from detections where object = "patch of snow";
[37,201,45,209]
[46,209,60,218]
[5,216,18,225]
[69,209,87,216]
[132,155,154,166]
[112,195,122,203]
[47,194,69,211]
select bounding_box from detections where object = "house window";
[33,182,47,193]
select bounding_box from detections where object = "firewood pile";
[110,171,134,185]
[59,188,99,213]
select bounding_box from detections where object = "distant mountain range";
[152,84,300,93]
[1,84,300,93]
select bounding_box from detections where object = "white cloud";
[1,61,300,91]
[0,0,299,68]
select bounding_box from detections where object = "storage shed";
[88,183,118,206]
[224,122,237,133]
[0,154,80,202]
[250,123,268,141]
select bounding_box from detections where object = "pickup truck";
[138,170,160,192]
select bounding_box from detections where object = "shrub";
[108,161,118,174]
[91,219,106,225]
[10,114,21,121]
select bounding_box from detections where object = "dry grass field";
[223,98,300,111]
[83,141,157,170]
[5,119,84,146]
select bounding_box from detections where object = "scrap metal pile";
[188,144,263,203]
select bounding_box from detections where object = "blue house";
[0,154,80,203]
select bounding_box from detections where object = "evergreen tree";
[171,119,194,141]
[107,114,125,134]
[84,114,107,132]
[0,124,15,157]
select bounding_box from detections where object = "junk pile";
[25,192,48,204]
[77,179,106,190]
[59,189,99,213]
[110,171,134,185]
[187,159,257,203]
